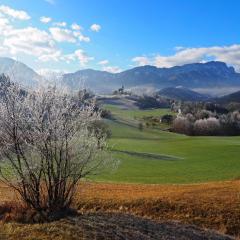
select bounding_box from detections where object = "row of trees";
[0,75,113,221]
[172,110,240,136]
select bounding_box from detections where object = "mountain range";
[1,57,240,96]
[61,61,240,93]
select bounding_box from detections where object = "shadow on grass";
[112,149,182,161]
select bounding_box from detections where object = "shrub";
[172,117,193,135]
[161,114,174,124]
[193,117,221,136]
[100,109,112,119]
[195,110,215,120]
[185,113,195,122]
[0,78,113,221]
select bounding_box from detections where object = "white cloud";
[0,17,13,52]
[0,14,94,66]
[79,35,90,43]
[40,16,52,23]
[38,50,62,62]
[0,17,9,29]
[50,26,90,43]
[1,23,60,62]
[74,49,94,66]
[154,48,206,68]
[132,56,150,66]
[73,31,90,42]
[0,5,30,20]
[49,27,76,43]
[0,11,95,68]
[71,23,82,30]
[98,60,109,65]
[53,21,67,27]
[154,45,240,71]
[90,24,101,32]
[0,15,63,62]
[103,66,122,73]
[64,49,94,66]
[132,44,240,72]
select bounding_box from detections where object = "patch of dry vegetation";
[0,213,234,240]
[75,181,240,237]
[0,181,240,239]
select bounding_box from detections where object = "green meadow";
[95,104,240,184]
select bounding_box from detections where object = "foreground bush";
[0,75,112,221]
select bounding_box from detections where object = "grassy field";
[95,104,240,184]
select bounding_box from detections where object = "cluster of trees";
[173,102,229,115]
[172,105,240,136]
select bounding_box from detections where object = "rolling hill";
[216,90,240,103]
[158,87,209,101]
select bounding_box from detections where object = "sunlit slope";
[95,105,240,184]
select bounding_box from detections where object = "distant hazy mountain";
[0,57,42,88]
[62,61,240,93]
[215,90,240,103]
[1,58,240,95]
[62,69,115,92]
[158,87,209,101]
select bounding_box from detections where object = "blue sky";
[0,0,240,74]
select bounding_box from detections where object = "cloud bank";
[133,45,240,72]
[0,4,98,68]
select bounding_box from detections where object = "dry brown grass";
[0,180,240,239]
[75,180,240,237]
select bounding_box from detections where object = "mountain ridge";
[62,61,240,93]
[1,57,240,95]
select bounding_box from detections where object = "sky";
[0,0,240,74]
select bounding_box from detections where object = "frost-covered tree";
[0,75,111,219]
[172,116,193,135]
[193,117,220,135]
